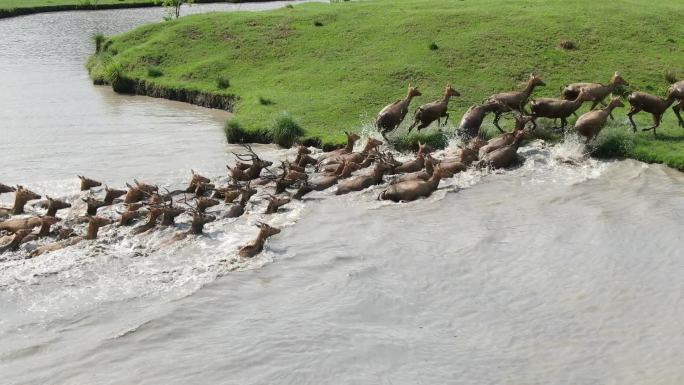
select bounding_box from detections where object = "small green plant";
[285,4,294,8]
[224,119,247,143]
[147,66,163,78]
[258,96,274,105]
[429,42,439,51]
[157,0,194,19]
[593,125,635,158]
[93,32,106,53]
[314,21,324,27]
[271,113,304,147]
[391,131,449,152]
[216,75,230,89]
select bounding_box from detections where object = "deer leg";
[642,114,662,136]
[492,113,504,133]
[627,107,640,132]
[417,121,430,131]
[560,117,568,131]
[443,113,450,127]
[407,119,419,133]
[673,101,684,128]
[530,117,538,131]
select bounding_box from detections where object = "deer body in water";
[1,186,41,216]
[408,85,461,132]
[319,138,383,167]
[479,115,531,158]
[0,216,45,234]
[627,91,677,136]
[335,162,392,195]
[31,216,113,257]
[78,176,102,191]
[486,74,545,132]
[530,89,595,130]
[668,80,684,127]
[562,72,629,119]
[481,130,526,169]
[265,195,291,214]
[318,132,360,162]
[226,187,257,218]
[376,85,422,139]
[458,101,504,139]
[293,161,360,199]
[379,165,444,202]
[20,216,61,244]
[132,207,162,235]
[0,229,32,254]
[575,97,625,143]
[390,155,435,184]
[238,222,281,258]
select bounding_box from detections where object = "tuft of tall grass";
[391,130,449,152]
[592,124,635,158]
[258,96,274,105]
[224,119,246,143]
[147,65,163,78]
[271,113,304,147]
[93,32,106,53]
[216,75,230,89]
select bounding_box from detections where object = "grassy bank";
[0,0,272,18]
[87,0,684,168]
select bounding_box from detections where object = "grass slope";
[88,0,684,168]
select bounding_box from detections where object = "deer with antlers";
[229,144,274,181]
[237,222,281,258]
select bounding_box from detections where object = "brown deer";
[237,222,281,258]
[160,204,185,226]
[389,152,425,174]
[83,197,107,215]
[0,183,15,194]
[668,80,684,127]
[458,137,486,166]
[0,229,32,254]
[575,97,625,143]
[265,195,291,214]
[2,186,41,216]
[319,138,383,167]
[408,85,461,132]
[30,216,113,257]
[376,84,423,139]
[197,197,220,213]
[172,207,216,240]
[124,183,144,204]
[486,74,545,131]
[131,207,162,235]
[436,159,467,178]
[230,144,273,181]
[457,101,505,139]
[530,89,595,130]
[480,129,526,169]
[626,91,677,136]
[293,161,361,199]
[479,115,531,158]
[379,165,444,202]
[118,203,144,226]
[36,196,71,217]
[0,216,45,233]
[562,72,629,119]
[78,175,102,191]
[335,161,393,195]
[20,216,61,244]
[226,186,257,218]
[390,155,435,184]
[186,170,211,193]
[103,187,127,205]
[318,131,361,162]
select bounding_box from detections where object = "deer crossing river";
[1,3,683,385]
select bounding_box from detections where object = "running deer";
[408,85,461,132]
[562,72,629,119]
[78,175,102,191]
[229,144,273,181]
[479,115,531,158]
[530,89,595,130]
[376,84,422,139]
[575,97,625,143]
[36,196,71,217]
[335,161,393,195]
[319,138,383,167]
[668,80,684,127]
[390,154,436,184]
[457,101,505,139]
[480,129,526,169]
[379,165,444,202]
[389,152,425,174]
[0,216,44,233]
[486,74,545,132]
[627,90,677,136]
[293,161,361,199]
[237,222,281,258]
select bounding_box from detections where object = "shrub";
[271,113,304,147]
[216,75,230,89]
[429,42,439,51]
[93,33,106,53]
[224,119,247,143]
[665,71,679,84]
[391,131,449,152]
[258,96,274,105]
[314,21,324,27]
[147,66,163,78]
[559,40,576,50]
[592,125,635,158]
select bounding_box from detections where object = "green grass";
[0,0,150,9]
[87,0,684,168]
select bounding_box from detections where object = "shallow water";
[2,3,684,385]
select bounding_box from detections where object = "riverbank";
[86,0,684,169]
[0,0,275,19]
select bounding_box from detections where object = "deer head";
[0,183,16,194]
[197,197,219,213]
[78,175,102,191]
[408,84,422,98]
[528,74,546,87]
[104,186,127,204]
[256,222,281,238]
[611,71,629,87]
[445,84,461,98]
[85,215,114,240]
[417,141,434,155]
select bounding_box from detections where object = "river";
[1,2,683,385]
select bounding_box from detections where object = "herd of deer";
[3,73,683,260]
[376,74,684,140]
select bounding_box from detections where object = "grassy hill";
[87,0,684,168]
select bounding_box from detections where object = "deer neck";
[372,165,386,181]
[425,160,434,175]
[85,222,100,240]
[604,103,620,115]
[344,138,356,153]
[427,172,442,187]
[252,231,269,251]
[38,222,52,237]
[662,94,677,109]
[46,205,57,217]
[441,91,452,104]
[11,196,29,215]
[522,80,537,98]
[190,220,205,235]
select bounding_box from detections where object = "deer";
[3,186,41,216]
[293,161,361,199]
[186,170,211,193]
[668,80,684,127]
[83,196,107,215]
[389,152,425,174]
[390,154,436,184]
[229,144,273,181]
[479,114,531,159]
[457,137,487,167]
[375,84,423,139]
[34,196,72,217]
[118,203,144,226]
[214,187,242,203]
[457,100,505,139]
[0,216,45,234]
[335,161,394,195]
[485,74,545,132]
[317,131,361,162]
[0,183,16,195]
[318,138,383,168]
[530,88,596,130]
[103,187,127,205]
[562,72,629,119]
[160,203,185,226]
[379,164,444,202]
[237,222,281,258]
[30,216,113,257]
[575,97,625,143]
[131,207,162,235]
[0,229,33,254]
[480,129,526,169]
[78,175,102,191]
[196,197,220,213]
[20,216,61,244]
[265,195,291,214]
[626,90,677,136]
[408,85,461,132]
[436,158,467,178]
[225,186,257,218]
